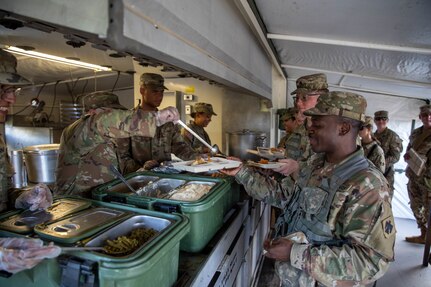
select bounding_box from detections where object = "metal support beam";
[268,34,431,55]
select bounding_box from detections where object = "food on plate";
[258,158,269,164]
[190,155,212,166]
[103,227,157,256]
[169,183,213,201]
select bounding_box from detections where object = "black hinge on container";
[152,202,180,213]
[58,255,98,287]
[104,194,127,204]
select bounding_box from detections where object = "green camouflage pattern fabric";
[54,108,158,198]
[277,132,293,150]
[362,140,386,174]
[405,126,431,230]
[291,73,328,95]
[281,123,312,161]
[0,133,13,212]
[235,148,395,286]
[304,91,367,122]
[0,50,32,86]
[191,102,217,116]
[374,110,388,118]
[82,92,125,111]
[374,127,403,189]
[182,121,212,153]
[118,106,197,174]
[140,73,167,90]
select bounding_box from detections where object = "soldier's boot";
[405,227,427,244]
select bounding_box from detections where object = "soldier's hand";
[273,159,299,176]
[220,157,243,176]
[263,238,293,262]
[156,106,180,126]
[143,160,160,170]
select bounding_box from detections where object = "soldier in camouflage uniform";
[182,102,216,153]
[359,116,386,174]
[54,91,179,198]
[277,107,300,150]
[273,74,329,178]
[404,104,431,244]
[0,50,32,212]
[374,110,403,192]
[118,73,197,173]
[223,91,395,286]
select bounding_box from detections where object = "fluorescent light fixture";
[4,45,112,71]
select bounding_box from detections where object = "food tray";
[34,207,129,244]
[85,214,171,258]
[136,178,186,197]
[106,174,159,194]
[0,197,91,234]
[168,181,216,201]
[171,157,241,173]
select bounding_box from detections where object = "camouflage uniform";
[182,102,217,153]
[236,92,395,286]
[277,107,298,151]
[374,111,403,190]
[0,50,32,211]
[405,105,431,233]
[362,140,386,174]
[54,92,158,198]
[284,74,329,162]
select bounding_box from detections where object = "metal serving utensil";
[175,120,218,154]
[109,164,138,194]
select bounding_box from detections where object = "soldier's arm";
[235,166,294,209]
[385,134,403,166]
[98,109,157,138]
[171,125,198,160]
[290,173,395,285]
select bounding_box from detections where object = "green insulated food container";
[92,171,237,253]
[0,198,189,287]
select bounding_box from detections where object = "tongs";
[175,120,226,157]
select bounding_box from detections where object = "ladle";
[109,164,137,194]
[175,120,220,155]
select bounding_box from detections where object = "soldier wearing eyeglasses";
[374,110,403,195]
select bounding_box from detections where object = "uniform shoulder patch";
[381,216,395,238]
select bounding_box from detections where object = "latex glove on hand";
[15,183,53,211]
[0,238,61,274]
[155,106,180,126]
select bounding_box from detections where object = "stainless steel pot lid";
[23,144,60,154]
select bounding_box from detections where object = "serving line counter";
[0,171,271,287]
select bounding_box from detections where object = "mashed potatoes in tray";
[169,183,213,201]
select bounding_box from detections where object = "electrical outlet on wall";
[185,105,191,114]
[184,94,194,101]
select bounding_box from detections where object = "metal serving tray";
[34,207,129,244]
[168,181,216,202]
[0,197,91,234]
[136,178,186,197]
[85,214,172,257]
[106,175,159,194]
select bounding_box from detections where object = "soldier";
[119,73,197,172]
[0,50,32,211]
[54,91,179,198]
[222,91,395,286]
[374,110,403,192]
[274,73,328,177]
[277,107,300,150]
[182,102,217,153]
[359,116,386,174]
[404,104,431,244]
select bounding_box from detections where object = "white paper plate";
[171,157,241,173]
[247,161,284,169]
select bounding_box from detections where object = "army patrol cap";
[304,91,367,122]
[362,116,374,127]
[191,102,217,117]
[419,104,431,114]
[82,91,126,112]
[374,110,388,119]
[0,50,32,86]
[291,73,328,95]
[280,107,298,121]
[140,73,167,90]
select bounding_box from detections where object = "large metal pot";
[23,144,60,184]
[226,129,268,160]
